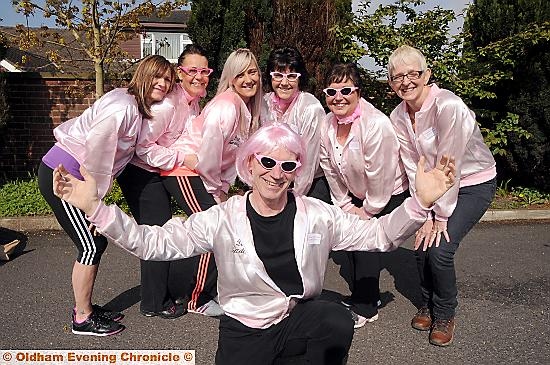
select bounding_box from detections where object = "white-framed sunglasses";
[270,72,301,82]
[322,86,359,97]
[254,153,301,173]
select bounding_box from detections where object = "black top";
[246,193,304,296]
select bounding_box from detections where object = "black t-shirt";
[246,193,304,296]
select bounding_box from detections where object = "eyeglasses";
[178,66,214,77]
[322,86,359,97]
[270,72,301,82]
[254,153,301,173]
[389,70,424,83]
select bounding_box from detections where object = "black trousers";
[117,164,185,312]
[215,299,354,365]
[307,176,332,204]
[345,190,409,317]
[162,174,218,309]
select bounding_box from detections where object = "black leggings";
[38,162,108,265]
[162,174,218,309]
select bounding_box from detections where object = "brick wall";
[1,72,98,182]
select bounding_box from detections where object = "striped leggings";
[38,162,107,265]
[162,174,218,310]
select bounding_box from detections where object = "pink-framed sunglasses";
[178,66,214,77]
[322,86,359,97]
[254,153,301,173]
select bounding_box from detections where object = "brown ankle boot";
[411,307,432,331]
[429,318,455,346]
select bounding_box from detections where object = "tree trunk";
[95,60,105,98]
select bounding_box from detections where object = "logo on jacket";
[232,239,245,254]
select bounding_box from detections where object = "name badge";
[421,127,437,140]
[349,140,360,150]
[307,233,321,245]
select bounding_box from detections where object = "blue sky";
[1,0,472,27]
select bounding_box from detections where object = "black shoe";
[72,312,125,336]
[92,304,124,322]
[140,303,186,319]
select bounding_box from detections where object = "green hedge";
[0,174,130,218]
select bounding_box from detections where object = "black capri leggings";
[38,162,108,265]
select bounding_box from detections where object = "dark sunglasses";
[322,86,359,97]
[254,153,301,173]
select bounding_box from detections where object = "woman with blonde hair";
[159,48,262,316]
[38,55,175,336]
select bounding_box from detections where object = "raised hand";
[414,155,455,208]
[53,164,100,216]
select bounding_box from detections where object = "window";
[141,32,192,62]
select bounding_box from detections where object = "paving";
[0,214,549,364]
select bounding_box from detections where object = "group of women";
[38,43,496,352]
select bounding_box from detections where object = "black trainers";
[92,304,124,322]
[72,312,125,336]
[140,303,186,319]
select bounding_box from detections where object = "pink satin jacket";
[320,98,408,217]
[390,84,496,221]
[261,92,326,195]
[174,89,251,200]
[52,88,142,198]
[132,84,200,173]
[88,192,430,329]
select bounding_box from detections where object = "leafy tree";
[333,0,550,184]
[464,0,550,190]
[8,0,188,97]
[188,0,351,96]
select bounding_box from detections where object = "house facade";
[0,10,191,183]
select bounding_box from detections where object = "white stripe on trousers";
[62,200,96,265]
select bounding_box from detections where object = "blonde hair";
[387,45,428,78]
[127,55,176,119]
[217,48,262,138]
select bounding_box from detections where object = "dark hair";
[177,44,208,66]
[263,46,309,92]
[325,62,363,96]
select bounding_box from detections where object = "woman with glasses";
[261,46,328,201]
[117,44,212,320]
[37,55,175,336]
[387,45,496,346]
[320,62,409,328]
[158,48,262,317]
[52,122,456,364]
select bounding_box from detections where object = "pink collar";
[271,90,300,116]
[181,84,206,104]
[336,103,361,125]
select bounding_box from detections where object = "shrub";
[0,175,51,217]
[0,175,131,217]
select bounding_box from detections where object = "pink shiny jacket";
[52,88,142,198]
[320,98,408,217]
[390,84,496,221]
[88,192,430,329]
[174,89,251,200]
[261,92,326,195]
[132,84,201,173]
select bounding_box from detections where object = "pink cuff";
[86,202,116,229]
